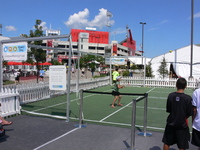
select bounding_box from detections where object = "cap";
[116,76,122,80]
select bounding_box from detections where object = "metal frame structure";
[0,34,73,121]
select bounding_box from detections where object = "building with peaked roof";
[150,45,200,79]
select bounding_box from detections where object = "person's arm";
[192,106,197,123]
[117,84,125,89]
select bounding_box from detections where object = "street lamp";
[190,0,194,78]
[140,22,146,68]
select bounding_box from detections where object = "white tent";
[128,56,151,65]
[150,45,200,79]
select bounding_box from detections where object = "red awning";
[4,61,52,66]
[5,61,22,65]
[34,62,52,66]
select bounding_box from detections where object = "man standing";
[162,78,193,150]
[112,68,119,83]
[191,88,200,150]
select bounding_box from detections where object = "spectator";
[0,116,12,126]
[14,70,20,84]
[39,68,45,81]
[191,88,200,149]
[162,78,193,150]
[81,68,85,77]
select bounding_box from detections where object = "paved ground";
[0,115,198,150]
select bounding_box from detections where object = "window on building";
[89,46,96,50]
[73,45,78,49]
[57,45,65,48]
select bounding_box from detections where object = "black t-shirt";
[166,92,193,129]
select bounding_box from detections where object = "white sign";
[3,42,27,61]
[105,58,125,65]
[49,66,66,90]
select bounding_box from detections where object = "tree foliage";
[80,54,104,70]
[157,57,169,79]
[146,62,154,77]
[21,20,47,82]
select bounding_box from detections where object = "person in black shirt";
[162,78,193,150]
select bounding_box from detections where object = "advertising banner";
[3,42,27,61]
[105,58,125,65]
[49,66,66,90]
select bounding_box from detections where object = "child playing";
[111,76,125,108]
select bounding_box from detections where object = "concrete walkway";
[1,115,197,150]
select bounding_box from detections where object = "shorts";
[113,80,117,84]
[15,76,19,81]
[39,76,44,78]
[112,91,120,96]
[162,124,190,149]
[192,128,200,147]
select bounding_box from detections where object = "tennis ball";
[169,50,172,53]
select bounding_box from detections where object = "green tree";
[157,57,169,79]
[146,62,154,77]
[24,20,46,82]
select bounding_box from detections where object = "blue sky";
[0,0,200,58]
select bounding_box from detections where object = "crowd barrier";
[121,77,199,89]
[0,88,20,117]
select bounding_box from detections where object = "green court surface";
[21,85,194,132]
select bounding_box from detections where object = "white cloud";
[194,12,200,18]
[65,8,114,29]
[148,27,158,31]
[5,26,17,31]
[158,19,169,25]
[40,22,48,30]
[33,21,48,30]
[187,12,200,20]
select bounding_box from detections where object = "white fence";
[1,76,199,117]
[3,76,110,105]
[121,77,199,89]
[0,89,21,117]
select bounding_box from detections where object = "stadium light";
[140,22,146,68]
[190,0,194,78]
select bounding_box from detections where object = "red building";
[70,29,109,44]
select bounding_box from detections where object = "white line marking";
[32,89,112,112]
[83,118,165,131]
[100,87,156,122]
[33,128,79,150]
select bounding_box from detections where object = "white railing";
[3,76,110,104]
[121,77,198,89]
[0,88,21,117]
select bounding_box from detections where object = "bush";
[3,80,15,85]
[123,70,130,76]
[93,75,107,78]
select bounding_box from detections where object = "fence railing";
[1,76,198,117]
[121,77,198,89]
[3,76,110,105]
[0,89,20,117]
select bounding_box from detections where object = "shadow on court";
[0,115,197,150]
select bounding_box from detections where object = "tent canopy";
[150,45,200,79]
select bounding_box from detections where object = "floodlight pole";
[140,22,146,69]
[0,42,3,92]
[66,35,73,122]
[190,0,194,78]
